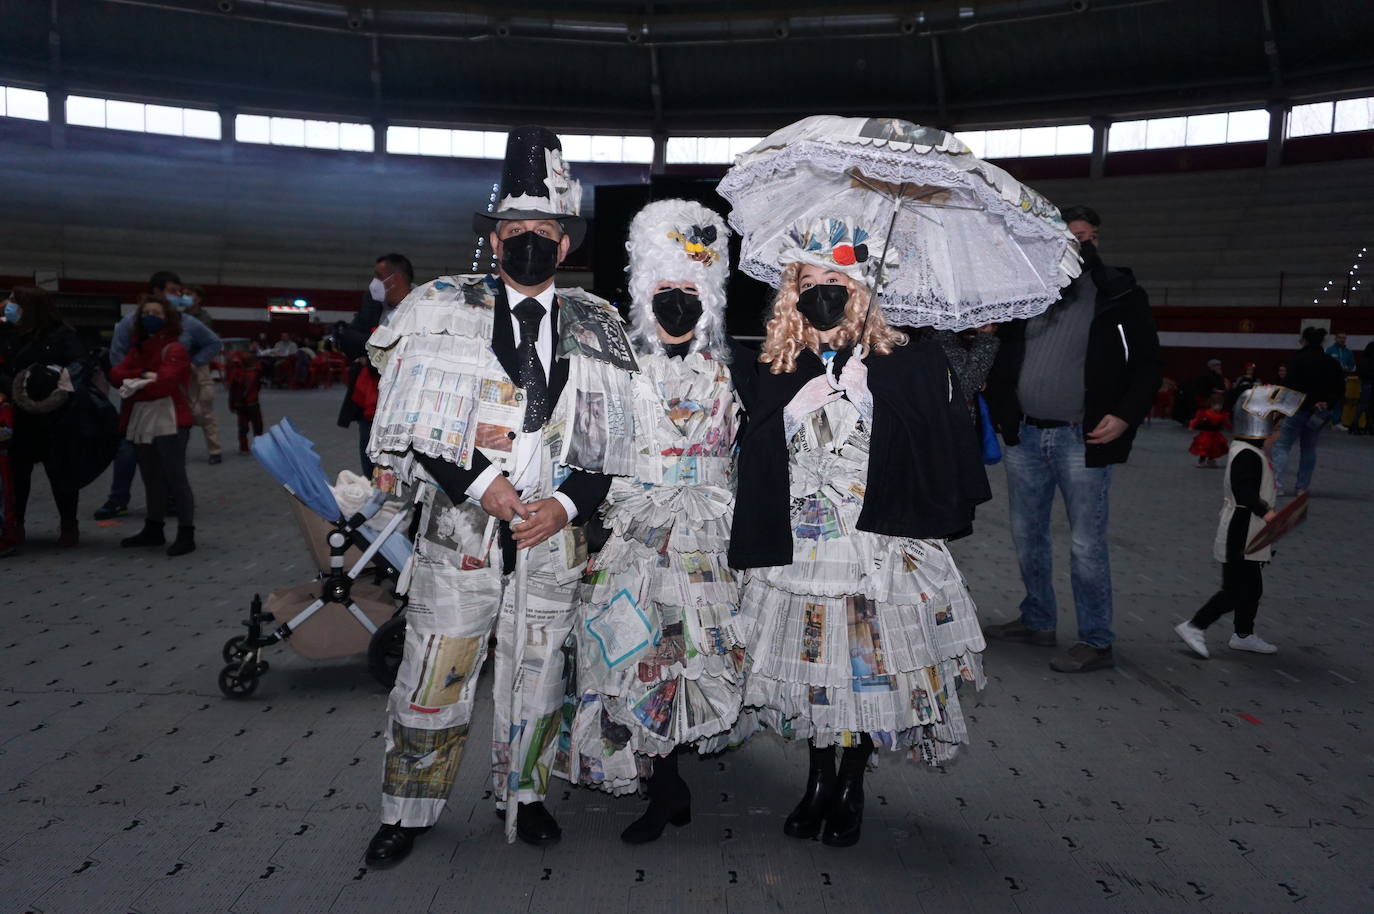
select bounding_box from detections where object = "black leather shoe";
[621,786,691,844]
[514,802,562,847]
[364,823,429,868]
[783,758,836,839]
[820,772,865,847]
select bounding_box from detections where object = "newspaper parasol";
[1245,490,1309,555]
[717,115,1081,331]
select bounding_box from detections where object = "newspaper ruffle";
[737,394,985,764]
[561,350,750,793]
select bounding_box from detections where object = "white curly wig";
[625,198,732,361]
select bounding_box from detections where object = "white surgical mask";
[369,277,386,302]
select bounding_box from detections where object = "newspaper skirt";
[735,402,985,765]
[563,482,755,794]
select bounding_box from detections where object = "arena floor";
[2,387,1371,913]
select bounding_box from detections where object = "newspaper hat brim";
[473,210,587,252]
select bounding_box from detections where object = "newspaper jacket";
[366,274,638,586]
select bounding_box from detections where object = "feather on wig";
[625,198,732,361]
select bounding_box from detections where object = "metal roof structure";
[2,0,1372,134]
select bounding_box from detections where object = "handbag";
[977,394,1002,465]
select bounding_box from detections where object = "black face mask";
[796,284,849,331]
[651,289,703,339]
[500,231,560,286]
[1079,240,1100,269]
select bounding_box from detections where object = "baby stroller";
[217,419,411,698]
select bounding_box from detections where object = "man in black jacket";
[1270,326,1346,495]
[981,206,1163,674]
[337,253,413,474]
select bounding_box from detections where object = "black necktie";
[513,297,549,432]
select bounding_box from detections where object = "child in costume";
[1175,384,1304,658]
[561,199,754,844]
[226,351,265,453]
[1188,390,1230,467]
[728,218,991,848]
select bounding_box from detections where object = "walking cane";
[504,535,529,844]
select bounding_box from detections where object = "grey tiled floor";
[2,388,1371,913]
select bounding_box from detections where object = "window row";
[1287,97,1374,138]
[957,125,1093,159]
[9,87,1374,159]
[0,85,49,121]
[67,95,221,139]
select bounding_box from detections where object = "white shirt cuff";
[552,491,578,524]
[464,464,502,502]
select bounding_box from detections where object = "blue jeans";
[1271,409,1326,493]
[105,437,138,508]
[1003,423,1115,648]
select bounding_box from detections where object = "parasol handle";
[856,183,908,348]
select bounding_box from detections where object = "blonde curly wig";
[759,263,907,374]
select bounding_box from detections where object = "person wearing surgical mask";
[728,217,991,850]
[337,253,414,474]
[561,200,755,845]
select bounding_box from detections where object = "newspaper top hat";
[473,126,586,251]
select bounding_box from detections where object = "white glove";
[784,373,844,440]
[838,346,873,424]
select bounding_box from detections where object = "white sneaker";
[1175,621,1209,658]
[1333,423,1348,432]
[1229,633,1278,654]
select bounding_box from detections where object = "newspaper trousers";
[190,364,222,457]
[381,541,578,828]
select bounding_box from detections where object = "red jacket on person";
[110,332,193,430]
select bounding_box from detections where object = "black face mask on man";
[500,231,561,286]
[1078,240,1100,269]
[796,284,850,331]
[651,288,703,338]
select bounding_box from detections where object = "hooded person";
[360,127,639,867]
[557,199,756,844]
[727,214,991,848]
[1174,384,1305,659]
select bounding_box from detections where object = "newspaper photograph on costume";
[556,293,638,373]
[553,356,636,475]
[473,377,524,462]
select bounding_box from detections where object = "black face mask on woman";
[651,288,703,338]
[500,231,560,286]
[796,284,849,331]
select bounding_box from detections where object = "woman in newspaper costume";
[360,127,639,866]
[561,199,755,844]
[728,218,991,848]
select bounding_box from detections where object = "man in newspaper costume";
[362,127,638,866]
[559,199,756,844]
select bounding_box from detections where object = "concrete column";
[373,117,387,171]
[1089,116,1109,179]
[219,105,235,163]
[651,131,667,174]
[1266,100,1287,168]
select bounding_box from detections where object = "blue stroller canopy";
[252,419,411,570]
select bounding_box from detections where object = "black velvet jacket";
[727,337,991,570]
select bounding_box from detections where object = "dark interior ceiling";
[2,0,1373,133]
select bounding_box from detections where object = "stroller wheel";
[222,636,249,663]
[367,616,407,689]
[218,662,260,699]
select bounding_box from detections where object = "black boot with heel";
[783,740,836,839]
[621,748,691,844]
[121,521,165,548]
[167,525,196,557]
[821,734,873,847]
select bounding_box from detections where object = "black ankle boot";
[822,735,872,848]
[122,521,165,547]
[622,749,691,844]
[167,525,196,557]
[783,741,836,839]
